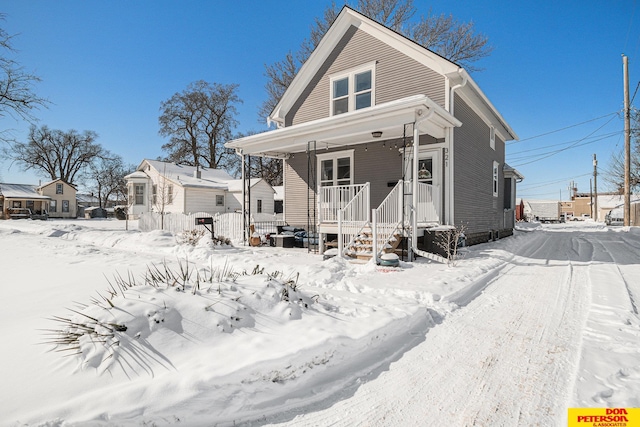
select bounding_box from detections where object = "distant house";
[0,179,77,219]
[273,186,284,215]
[124,159,275,218]
[39,179,77,219]
[0,183,49,219]
[225,178,276,216]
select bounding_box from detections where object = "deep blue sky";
[0,0,638,200]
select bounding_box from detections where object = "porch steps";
[344,227,404,261]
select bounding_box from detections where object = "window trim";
[329,62,376,116]
[134,184,145,205]
[316,149,355,188]
[215,194,224,206]
[492,161,499,198]
[490,126,496,150]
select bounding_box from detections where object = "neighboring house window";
[257,199,263,213]
[490,126,496,150]
[330,63,375,116]
[62,200,70,213]
[317,150,354,187]
[12,201,22,208]
[26,200,34,211]
[56,183,63,194]
[167,184,173,204]
[152,184,157,205]
[135,184,145,205]
[50,200,57,212]
[216,195,224,206]
[493,161,499,197]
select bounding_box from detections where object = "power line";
[507,132,619,162]
[511,114,618,167]
[507,130,622,157]
[506,111,620,145]
[518,173,591,190]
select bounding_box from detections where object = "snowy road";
[271,226,640,426]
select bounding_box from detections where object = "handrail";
[372,180,405,262]
[337,183,370,257]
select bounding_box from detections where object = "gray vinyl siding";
[284,155,313,228]
[286,25,446,126]
[284,137,442,226]
[453,94,506,235]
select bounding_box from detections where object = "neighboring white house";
[124,159,275,218]
[225,178,276,217]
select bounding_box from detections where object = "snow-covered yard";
[0,219,638,426]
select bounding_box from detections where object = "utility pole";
[623,54,631,226]
[593,154,598,221]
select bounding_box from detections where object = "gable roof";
[226,178,271,193]
[268,6,517,142]
[0,183,50,200]
[38,178,77,190]
[137,159,234,190]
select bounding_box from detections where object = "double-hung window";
[135,184,145,205]
[317,150,354,187]
[56,183,63,194]
[330,63,375,116]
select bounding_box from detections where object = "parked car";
[605,206,624,226]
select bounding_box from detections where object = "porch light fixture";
[371,131,383,138]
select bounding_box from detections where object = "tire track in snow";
[269,230,590,426]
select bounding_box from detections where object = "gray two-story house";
[227,6,522,261]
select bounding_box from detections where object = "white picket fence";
[138,211,286,243]
[139,211,245,242]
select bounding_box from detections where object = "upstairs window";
[56,183,63,194]
[330,64,374,116]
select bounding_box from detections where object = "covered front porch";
[226,95,461,262]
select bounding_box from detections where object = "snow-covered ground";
[0,219,638,426]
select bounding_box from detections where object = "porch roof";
[226,95,461,158]
[0,183,50,200]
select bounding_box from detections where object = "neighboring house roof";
[596,194,640,209]
[0,183,50,200]
[225,178,271,193]
[273,186,284,201]
[76,193,100,204]
[38,178,77,190]
[268,6,517,142]
[132,159,234,190]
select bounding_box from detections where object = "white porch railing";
[336,183,370,256]
[372,180,405,261]
[415,182,440,224]
[319,183,369,223]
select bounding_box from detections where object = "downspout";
[447,69,468,227]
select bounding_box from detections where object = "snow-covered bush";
[44,261,314,375]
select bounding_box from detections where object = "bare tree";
[159,80,242,171]
[0,14,48,135]
[88,153,134,209]
[605,109,640,192]
[8,125,104,185]
[259,0,492,120]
